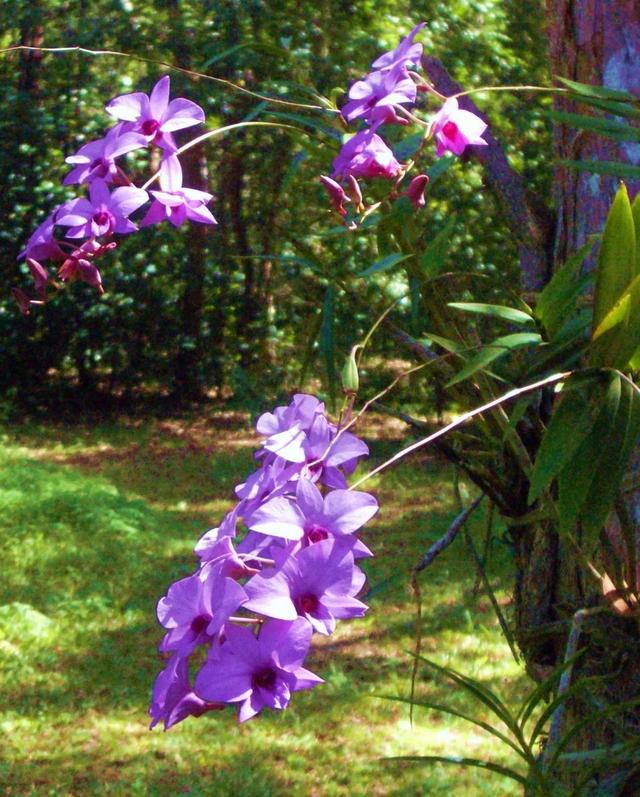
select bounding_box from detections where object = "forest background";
[0,0,548,414]
[0,2,568,795]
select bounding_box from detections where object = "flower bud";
[341,346,360,394]
[406,174,429,210]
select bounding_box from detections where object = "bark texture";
[548,0,640,265]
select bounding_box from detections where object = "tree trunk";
[512,3,640,789]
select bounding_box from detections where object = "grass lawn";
[0,411,530,796]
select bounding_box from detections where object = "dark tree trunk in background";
[427,3,640,788]
[168,0,211,402]
[549,0,640,263]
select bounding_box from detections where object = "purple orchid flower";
[244,538,367,635]
[63,123,147,186]
[105,76,204,150]
[246,477,378,543]
[371,22,426,71]
[149,653,223,730]
[56,179,149,238]
[341,64,417,126]
[140,155,216,228]
[18,210,65,263]
[332,130,402,182]
[156,566,247,657]
[432,97,488,157]
[194,619,323,722]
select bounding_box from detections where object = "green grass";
[0,415,529,796]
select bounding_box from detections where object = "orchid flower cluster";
[320,22,488,224]
[149,393,378,728]
[14,76,215,312]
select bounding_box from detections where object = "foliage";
[0,0,549,406]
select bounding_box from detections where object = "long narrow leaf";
[446,333,541,388]
[448,302,534,325]
[557,77,638,102]
[528,375,605,503]
[412,655,517,732]
[562,159,640,179]
[386,755,529,786]
[382,695,528,761]
[517,651,585,729]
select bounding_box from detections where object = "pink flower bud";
[319,175,351,217]
[406,174,429,210]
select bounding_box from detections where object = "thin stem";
[393,104,430,128]
[228,616,262,624]
[349,371,571,491]
[140,121,301,190]
[452,85,568,100]
[356,299,400,367]
[0,45,336,112]
[240,554,275,567]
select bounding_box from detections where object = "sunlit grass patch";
[0,416,527,796]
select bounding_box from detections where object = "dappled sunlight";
[0,417,530,795]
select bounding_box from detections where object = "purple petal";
[322,489,378,534]
[247,496,306,540]
[296,478,323,518]
[149,76,171,119]
[106,91,150,122]
[160,98,205,132]
[140,201,169,227]
[263,617,312,671]
[159,154,183,192]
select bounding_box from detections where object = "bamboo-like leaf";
[386,755,529,786]
[392,131,425,160]
[419,333,463,353]
[548,110,640,142]
[359,252,411,278]
[446,333,541,388]
[581,377,640,544]
[517,652,585,729]
[591,273,640,370]
[528,675,604,747]
[528,375,605,503]
[593,183,636,332]
[556,77,638,102]
[419,213,458,279]
[412,655,517,731]
[381,695,528,760]
[427,154,456,184]
[549,697,640,769]
[448,302,534,324]
[557,373,621,535]
[562,159,640,179]
[632,192,640,270]
[535,239,595,337]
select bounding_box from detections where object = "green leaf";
[581,377,640,544]
[420,332,463,353]
[448,303,534,325]
[446,333,542,388]
[382,696,527,761]
[593,184,636,332]
[535,239,596,337]
[557,373,621,535]
[591,273,640,369]
[632,191,640,272]
[517,652,584,730]
[528,375,606,503]
[562,159,640,179]
[548,110,640,142]
[412,655,516,731]
[418,214,458,279]
[392,131,425,160]
[386,756,529,786]
[358,253,411,278]
[556,77,638,102]
[427,154,456,184]
[269,110,342,140]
